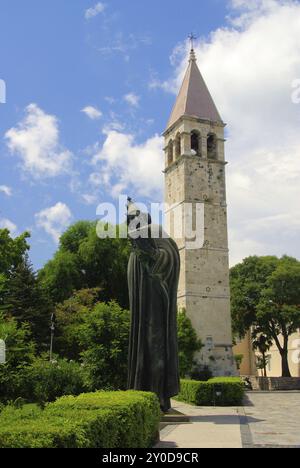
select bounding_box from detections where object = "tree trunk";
[272,330,291,378]
[281,340,291,378]
[262,352,267,378]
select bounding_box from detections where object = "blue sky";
[1,0,300,269]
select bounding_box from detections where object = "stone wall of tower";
[164,117,236,376]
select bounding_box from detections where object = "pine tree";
[1,255,53,352]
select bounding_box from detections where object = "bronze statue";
[127,199,180,412]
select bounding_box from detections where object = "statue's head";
[126,198,152,232]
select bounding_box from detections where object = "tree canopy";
[0,313,35,369]
[38,221,130,308]
[54,288,101,360]
[0,229,30,278]
[1,255,52,351]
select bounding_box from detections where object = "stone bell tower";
[164,48,236,376]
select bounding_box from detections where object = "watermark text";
[0,79,6,104]
[292,339,300,364]
[291,79,300,104]
[96,196,205,250]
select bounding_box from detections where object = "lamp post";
[49,313,56,362]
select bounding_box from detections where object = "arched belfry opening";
[191,130,201,156]
[168,140,174,166]
[175,133,181,159]
[207,133,218,160]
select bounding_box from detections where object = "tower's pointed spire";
[166,44,223,131]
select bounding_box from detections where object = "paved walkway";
[243,392,300,448]
[157,401,243,449]
[157,392,300,449]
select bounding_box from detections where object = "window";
[175,133,181,159]
[191,131,201,156]
[205,336,214,351]
[207,133,218,159]
[168,140,174,165]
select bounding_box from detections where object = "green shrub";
[21,358,90,403]
[177,309,203,377]
[0,391,161,448]
[0,367,26,403]
[0,314,35,403]
[79,301,130,391]
[0,358,90,404]
[177,377,245,406]
[190,365,213,382]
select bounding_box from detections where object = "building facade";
[163,48,236,376]
[234,331,300,377]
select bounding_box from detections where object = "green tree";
[230,256,279,336]
[54,288,101,360]
[252,330,273,377]
[234,354,244,372]
[0,313,35,401]
[39,222,130,307]
[0,313,35,368]
[177,309,203,377]
[256,355,271,377]
[60,221,92,253]
[1,255,52,351]
[256,262,300,377]
[38,250,83,304]
[78,301,130,390]
[0,229,30,278]
[0,274,6,298]
[231,256,300,377]
[0,229,30,310]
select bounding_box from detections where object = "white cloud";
[5,104,72,179]
[152,0,300,265]
[149,75,174,93]
[105,96,116,105]
[82,193,98,205]
[97,34,152,61]
[81,106,103,120]
[0,218,17,234]
[102,120,125,133]
[85,2,105,20]
[90,130,164,198]
[124,93,140,108]
[0,185,12,196]
[35,202,72,244]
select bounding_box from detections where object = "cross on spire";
[188,32,197,51]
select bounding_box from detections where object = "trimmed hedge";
[0,391,161,448]
[177,377,245,406]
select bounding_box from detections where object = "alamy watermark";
[292,339,300,365]
[291,79,300,104]
[95,195,205,250]
[0,79,6,104]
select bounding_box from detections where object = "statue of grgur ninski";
[126,198,180,412]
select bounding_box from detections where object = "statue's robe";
[127,226,180,411]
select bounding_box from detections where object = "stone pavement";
[157,400,243,449]
[243,392,300,448]
[157,392,300,449]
